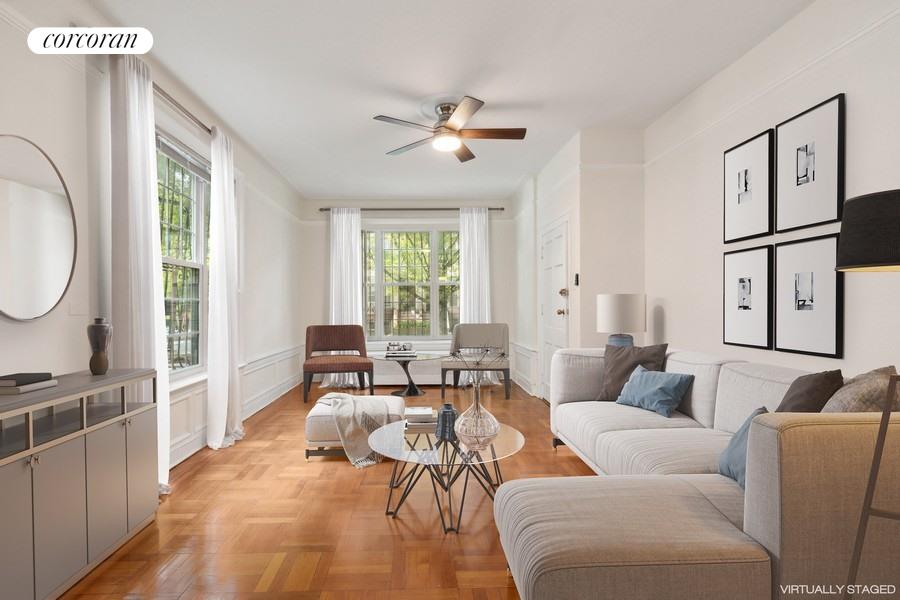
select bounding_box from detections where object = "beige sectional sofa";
[494,348,900,600]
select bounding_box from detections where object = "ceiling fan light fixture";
[432,133,461,152]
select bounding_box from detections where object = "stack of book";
[404,406,437,433]
[0,372,58,395]
[386,350,417,358]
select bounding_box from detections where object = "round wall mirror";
[0,135,77,321]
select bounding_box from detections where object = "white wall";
[0,4,94,374]
[644,0,900,374]
[0,1,309,466]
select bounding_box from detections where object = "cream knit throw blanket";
[317,393,391,468]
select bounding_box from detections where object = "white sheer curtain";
[459,207,498,384]
[109,55,171,490]
[207,127,243,449]
[322,208,364,388]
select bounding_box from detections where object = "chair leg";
[368,370,375,395]
[303,372,313,403]
[504,369,511,399]
[357,372,365,390]
[441,369,447,399]
[453,370,460,388]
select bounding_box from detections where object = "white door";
[540,222,568,399]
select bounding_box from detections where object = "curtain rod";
[318,207,504,212]
[152,83,212,135]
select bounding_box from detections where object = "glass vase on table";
[453,351,502,452]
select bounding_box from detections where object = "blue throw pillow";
[615,365,694,417]
[719,407,768,488]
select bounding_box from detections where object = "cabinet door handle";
[29,455,40,468]
[125,418,133,426]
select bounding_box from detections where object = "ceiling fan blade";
[454,143,475,163]
[386,136,434,155]
[446,96,484,130]
[459,128,527,140]
[374,115,436,133]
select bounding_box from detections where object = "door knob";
[556,308,567,315]
[558,288,568,297]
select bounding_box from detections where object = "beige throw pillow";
[821,366,898,413]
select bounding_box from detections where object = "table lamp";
[596,293,646,347]
[836,189,900,599]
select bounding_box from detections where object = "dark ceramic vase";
[436,402,458,442]
[87,317,112,375]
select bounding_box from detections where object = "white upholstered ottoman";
[305,394,406,459]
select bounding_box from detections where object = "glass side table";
[368,420,525,533]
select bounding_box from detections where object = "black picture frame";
[723,129,774,243]
[723,244,773,349]
[775,94,845,233]
[774,233,844,358]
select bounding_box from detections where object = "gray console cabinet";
[0,458,35,600]
[0,369,158,600]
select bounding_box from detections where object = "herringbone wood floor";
[63,382,593,599]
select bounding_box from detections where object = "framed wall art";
[723,130,774,243]
[774,234,843,358]
[723,245,773,349]
[775,94,845,233]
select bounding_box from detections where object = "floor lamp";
[837,190,900,599]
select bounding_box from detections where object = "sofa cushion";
[598,343,668,401]
[594,428,733,475]
[305,395,405,444]
[617,365,694,417]
[675,474,746,529]
[554,402,702,470]
[664,351,735,429]
[714,362,808,433]
[494,476,770,600]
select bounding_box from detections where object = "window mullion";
[376,230,384,339]
[430,228,438,339]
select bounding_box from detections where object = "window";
[156,134,211,372]
[363,227,460,339]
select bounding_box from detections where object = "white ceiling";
[92,0,811,202]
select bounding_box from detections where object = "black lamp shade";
[836,189,900,272]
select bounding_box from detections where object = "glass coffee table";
[370,352,447,397]
[368,420,525,533]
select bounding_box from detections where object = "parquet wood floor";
[63,382,593,599]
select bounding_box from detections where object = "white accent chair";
[440,323,511,399]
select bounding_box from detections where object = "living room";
[1,1,899,599]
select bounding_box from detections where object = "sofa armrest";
[549,348,606,435]
[744,412,900,598]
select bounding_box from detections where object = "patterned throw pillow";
[821,366,898,413]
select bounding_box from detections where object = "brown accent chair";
[303,325,374,402]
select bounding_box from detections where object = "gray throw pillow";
[719,407,768,488]
[776,369,844,413]
[822,366,898,413]
[597,343,668,401]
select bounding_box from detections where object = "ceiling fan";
[374,96,526,163]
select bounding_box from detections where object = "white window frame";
[156,131,211,378]
[362,219,460,342]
